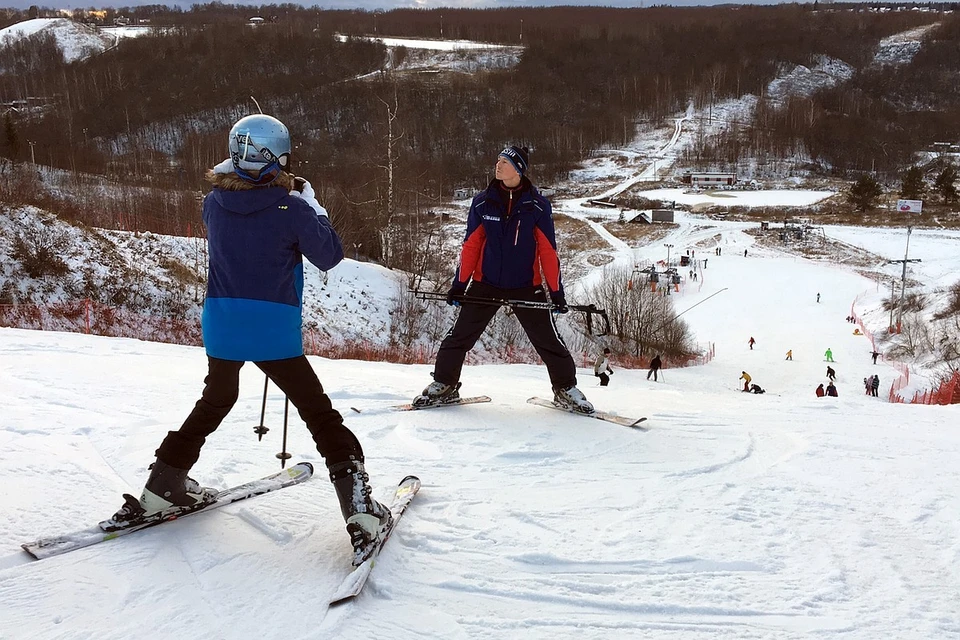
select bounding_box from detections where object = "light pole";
[664,243,674,265]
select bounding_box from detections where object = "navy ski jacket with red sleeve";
[453,178,564,295]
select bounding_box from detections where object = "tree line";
[0,4,950,267]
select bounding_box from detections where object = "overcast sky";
[5,1,824,12]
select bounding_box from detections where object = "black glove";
[550,292,568,314]
[446,283,467,306]
[293,176,307,193]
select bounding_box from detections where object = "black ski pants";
[647,368,658,382]
[433,282,577,390]
[597,372,610,387]
[156,355,362,471]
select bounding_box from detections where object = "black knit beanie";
[499,145,530,177]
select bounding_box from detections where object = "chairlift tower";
[885,225,921,332]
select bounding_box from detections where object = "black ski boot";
[101,460,218,531]
[329,458,393,566]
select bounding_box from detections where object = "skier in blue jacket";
[105,115,390,565]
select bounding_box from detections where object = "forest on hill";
[1,4,958,268]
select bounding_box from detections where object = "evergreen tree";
[899,166,926,200]
[847,174,883,212]
[934,164,958,204]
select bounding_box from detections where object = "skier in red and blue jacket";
[414,145,593,413]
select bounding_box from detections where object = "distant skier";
[594,347,614,387]
[740,371,752,392]
[816,383,825,397]
[824,347,834,362]
[871,374,880,397]
[744,249,748,257]
[647,354,662,381]
[100,113,391,565]
[785,349,793,361]
[826,366,836,382]
[871,350,880,365]
[750,384,766,394]
[748,336,756,350]
[816,292,820,303]
[826,382,839,397]
[864,377,872,395]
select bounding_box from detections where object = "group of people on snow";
[102,115,605,567]
[815,383,838,397]
[745,335,885,401]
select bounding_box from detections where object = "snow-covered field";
[2,212,959,638]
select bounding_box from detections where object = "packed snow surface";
[1,215,958,638]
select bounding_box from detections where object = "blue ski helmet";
[228,114,291,185]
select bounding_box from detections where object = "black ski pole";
[254,375,270,441]
[276,395,292,469]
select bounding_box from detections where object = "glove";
[550,292,568,314]
[594,372,601,377]
[446,283,467,306]
[289,177,328,218]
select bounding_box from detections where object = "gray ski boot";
[101,460,218,530]
[553,385,595,414]
[412,380,461,407]
[329,458,393,565]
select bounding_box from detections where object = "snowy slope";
[0,18,114,63]
[1,228,958,638]
[0,205,406,347]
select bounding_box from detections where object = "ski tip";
[298,461,315,474]
[350,407,361,413]
[400,475,421,486]
[21,544,40,560]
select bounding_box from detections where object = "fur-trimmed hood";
[205,168,296,191]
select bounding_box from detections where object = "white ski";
[329,475,421,605]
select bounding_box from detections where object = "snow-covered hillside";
[0,18,114,63]
[870,22,940,68]
[0,204,408,348]
[1,217,958,638]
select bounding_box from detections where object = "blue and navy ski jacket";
[454,178,564,295]
[201,174,343,361]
